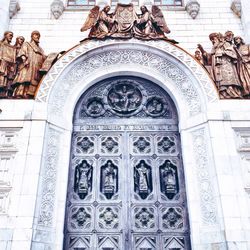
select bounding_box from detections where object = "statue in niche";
[13,30,46,99]
[160,160,179,199]
[198,31,242,99]
[100,160,118,199]
[134,160,152,199]
[0,31,16,98]
[108,83,142,114]
[234,36,250,98]
[74,160,93,199]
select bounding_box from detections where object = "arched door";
[63,76,191,250]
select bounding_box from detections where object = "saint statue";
[74,160,93,199]
[13,30,46,98]
[234,36,250,97]
[100,160,118,199]
[134,160,152,199]
[0,31,16,98]
[160,160,178,199]
[198,31,242,98]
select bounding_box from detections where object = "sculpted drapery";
[234,36,250,97]
[13,31,46,98]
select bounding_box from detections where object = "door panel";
[64,76,191,250]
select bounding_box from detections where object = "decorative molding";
[50,0,64,19]
[231,0,241,18]
[192,128,218,225]
[36,40,218,117]
[0,129,20,214]
[186,0,200,19]
[37,127,61,227]
[9,0,20,19]
[234,129,250,194]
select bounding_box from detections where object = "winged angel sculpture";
[80,3,173,41]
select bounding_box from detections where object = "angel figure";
[80,5,114,39]
[134,5,170,39]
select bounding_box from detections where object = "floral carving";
[157,136,176,154]
[37,40,219,118]
[38,128,60,226]
[135,207,155,229]
[101,137,118,153]
[76,136,94,153]
[133,137,150,153]
[70,207,91,229]
[192,129,218,224]
[99,207,119,229]
[162,207,183,229]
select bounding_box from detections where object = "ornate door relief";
[64,76,191,250]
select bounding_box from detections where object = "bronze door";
[63,77,191,250]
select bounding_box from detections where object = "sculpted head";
[224,31,234,42]
[103,5,110,13]
[140,5,148,14]
[31,30,41,43]
[2,31,13,43]
[234,36,244,46]
[209,33,220,45]
[15,36,25,46]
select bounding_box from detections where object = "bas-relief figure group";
[196,31,250,99]
[80,4,171,40]
[0,30,60,99]
[1,3,250,100]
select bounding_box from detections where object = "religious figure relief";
[70,207,91,229]
[145,97,169,117]
[162,207,183,229]
[80,5,115,39]
[0,31,16,98]
[160,160,179,199]
[85,98,105,117]
[13,30,47,98]
[197,31,243,99]
[134,5,170,40]
[98,206,119,229]
[134,160,152,199]
[12,36,25,98]
[234,36,250,98]
[81,3,175,42]
[134,207,155,229]
[74,160,93,199]
[133,136,151,154]
[107,83,142,115]
[100,160,118,199]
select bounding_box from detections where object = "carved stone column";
[0,0,11,38]
[241,0,250,43]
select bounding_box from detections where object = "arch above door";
[31,39,223,250]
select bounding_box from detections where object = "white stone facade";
[3,0,245,53]
[0,1,250,250]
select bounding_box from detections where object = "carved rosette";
[161,207,184,230]
[68,206,92,231]
[134,207,156,230]
[98,206,120,230]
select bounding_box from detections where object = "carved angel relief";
[80,3,176,42]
